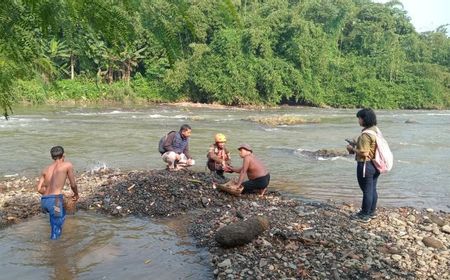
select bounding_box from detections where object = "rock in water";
[215,216,269,247]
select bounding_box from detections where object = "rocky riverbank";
[1,169,449,279]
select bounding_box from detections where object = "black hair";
[356,108,377,127]
[180,124,191,132]
[50,146,64,160]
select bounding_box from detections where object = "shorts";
[242,173,270,194]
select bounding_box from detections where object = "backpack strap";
[362,127,382,137]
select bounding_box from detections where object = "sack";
[158,131,175,154]
[363,127,393,173]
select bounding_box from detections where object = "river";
[0,211,212,279]
[1,104,449,278]
[1,104,449,210]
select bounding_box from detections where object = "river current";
[1,104,449,210]
[1,104,449,278]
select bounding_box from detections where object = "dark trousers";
[357,161,380,215]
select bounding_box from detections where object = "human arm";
[207,149,220,163]
[225,152,231,164]
[346,144,356,154]
[67,164,79,201]
[36,171,46,194]
[183,142,192,160]
[227,165,242,174]
[349,134,372,158]
[235,157,250,186]
[345,138,356,154]
[207,145,226,164]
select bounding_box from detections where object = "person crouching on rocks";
[161,124,195,171]
[207,133,232,179]
[223,144,270,196]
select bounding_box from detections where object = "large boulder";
[215,216,270,247]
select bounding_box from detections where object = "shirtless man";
[223,144,270,196]
[37,146,78,240]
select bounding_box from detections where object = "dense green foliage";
[1,0,449,117]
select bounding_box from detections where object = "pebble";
[422,237,444,249]
[391,254,402,261]
[441,225,450,234]
[218,259,231,268]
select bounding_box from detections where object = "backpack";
[158,131,175,154]
[362,127,393,173]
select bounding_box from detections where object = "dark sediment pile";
[77,169,240,217]
[1,169,449,279]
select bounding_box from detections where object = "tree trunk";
[70,54,75,80]
[108,67,113,84]
[126,61,131,86]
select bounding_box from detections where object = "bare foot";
[257,188,267,197]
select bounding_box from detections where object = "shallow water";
[0,211,212,279]
[1,104,449,210]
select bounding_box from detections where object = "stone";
[391,254,402,261]
[259,258,268,268]
[407,215,416,222]
[441,225,450,234]
[430,215,445,227]
[405,119,419,124]
[215,216,270,247]
[201,197,209,207]
[218,259,232,268]
[422,237,444,249]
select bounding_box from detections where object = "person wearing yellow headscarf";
[207,133,231,179]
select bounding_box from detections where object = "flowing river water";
[1,104,449,278]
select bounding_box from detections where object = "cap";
[238,143,252,152]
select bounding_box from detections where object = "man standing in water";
[37,146,79,240]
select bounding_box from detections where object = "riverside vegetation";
[1,0,450,118]
[1,169,449,279]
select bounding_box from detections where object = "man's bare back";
[37,156,78,200]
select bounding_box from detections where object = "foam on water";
[87,162,109,173]
[399,142,423,146]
